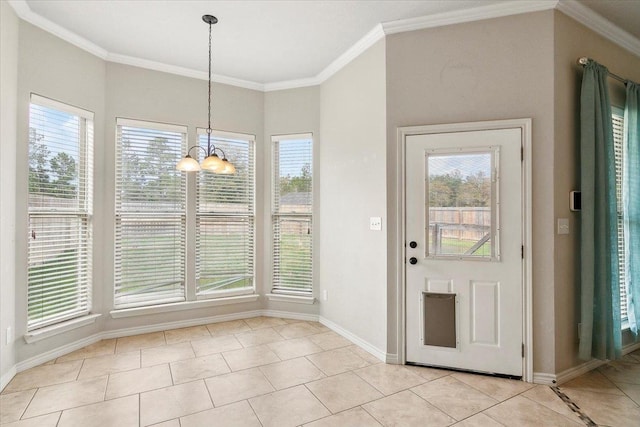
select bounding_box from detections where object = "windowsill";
[24,313,101,344]
[110,294,260,319]
[266,293,316,305]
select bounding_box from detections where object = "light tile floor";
[1,317,639,426]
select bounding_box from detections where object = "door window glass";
[426,150,497,259]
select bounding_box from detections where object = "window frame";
[27,94,94,331]
[271,133,314,296]
[114,118,187,309]
[195,128,256,300]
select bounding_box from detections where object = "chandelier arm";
[213,146,228,160]
[186,145,208,158]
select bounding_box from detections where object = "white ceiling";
[11,0,640,90]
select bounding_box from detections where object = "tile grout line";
[550,386,597,427]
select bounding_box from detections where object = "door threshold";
[405,361,522,381]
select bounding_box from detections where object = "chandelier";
[176,15,235,174]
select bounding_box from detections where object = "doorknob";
[409,257,418,265]
[409,241,417,248]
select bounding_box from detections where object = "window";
[426,150,498,260]
[271,134,313,295]
[613,110,628,322]
[196,130,255,297]
[114,119,186,308]
[28,95,93,330]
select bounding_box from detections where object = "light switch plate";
[557,218,569,235]
[370,217,382,231]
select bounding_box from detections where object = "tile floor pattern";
[1,317,639,426]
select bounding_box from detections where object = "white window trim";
[195,128,257,298]
[271,133,314,296]
[113,118,187,310]
[28,95,94,331]
[24,314,101,344]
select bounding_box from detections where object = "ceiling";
[11,0,640,90]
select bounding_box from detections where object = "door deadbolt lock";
[409,241,417,248]
[409,257,418,265]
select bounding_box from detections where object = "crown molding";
[8,0,640,92]
[8,0,108,59]
[382,0,559,35]
[106,53,265,92]
[264,77,322,92]
[315,23,386,84]
[557,0,640,58]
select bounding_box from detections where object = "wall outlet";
[6,326,13,345]
[369,217,382,231]
[322,290,328,301]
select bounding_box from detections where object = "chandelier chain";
[207,18,213,155]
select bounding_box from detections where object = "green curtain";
[624,82,640,335]
[579,61,622,361]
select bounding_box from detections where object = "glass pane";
[427,152,494,258]
[273,216,313,292]
[274,139,312,214]
[196,216,254,296]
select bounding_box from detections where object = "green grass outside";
[437,237,491,257]
[28,249,81,323]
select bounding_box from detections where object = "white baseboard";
[385,353,400,364]
[16,334,103,373]
[5,310,384,390]
[262,310,318,322]
[623,341,640,355]
[318,316,386,362]
[4,309,322,386]
[532,372,557,385]
[101,310,265,340]
[1,365,17,391]
[555,358,607,385]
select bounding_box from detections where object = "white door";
[405,128,523,376]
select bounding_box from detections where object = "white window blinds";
[196,130,255,297]
[115,119,187,308]
[28,94,94,330]
[613,112,628,322]
[272,134,313,294]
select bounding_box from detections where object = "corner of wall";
[0,0,20,389]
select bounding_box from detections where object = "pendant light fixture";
[176,15,236,174]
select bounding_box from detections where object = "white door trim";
[395,118,533,382]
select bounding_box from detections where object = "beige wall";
[553,10,640,373]
[1,0,19,384]
[385,11,556,373]
[15,21,107,362]
[263,87,321,315]
[319,40,388,352]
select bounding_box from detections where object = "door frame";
[395,118,533,382]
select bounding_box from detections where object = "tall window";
[613,110,628,323]
[197,130,255,297]
[28,95,93,330]
[114,119,186,308]
[272,134,313,295]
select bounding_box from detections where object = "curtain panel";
[624,82,640,336]
[579,61,622,361]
